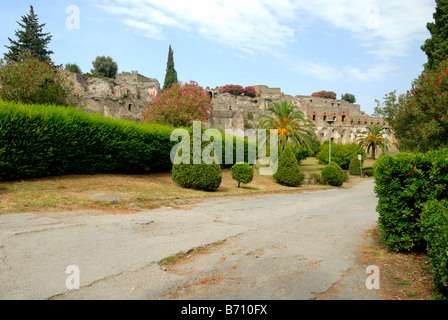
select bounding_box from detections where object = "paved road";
[0,180,381,300]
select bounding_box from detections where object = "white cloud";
[91,0,298,54]
[91,0,435,82]
[122,19,165,40]
[296,0,434,60]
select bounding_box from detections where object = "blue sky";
[0,0,437,115]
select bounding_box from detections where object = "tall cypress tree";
[4,5,53,63]
[421,0,448,70]
[162,45,178,91]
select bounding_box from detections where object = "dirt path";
[0,180,381,300]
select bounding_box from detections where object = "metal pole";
[329,123,332,163]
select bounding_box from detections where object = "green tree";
[341,93,356,103]
[163,45,178,91]
[65,63,82,74]
[421,0,448,70]
[4,5,53,63]
[357,123,385,160]
[0,52,79,106]
[258,101,317,152]
[273,146,305,187]
[91,56,118,78]
[391,58,448,152]
[373,90,398,123]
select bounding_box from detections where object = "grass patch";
[159,242,225,266]
[0,166,335,214]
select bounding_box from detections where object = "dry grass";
[360,226,438,300]
[0,169,336,215]
[0,157,371,215]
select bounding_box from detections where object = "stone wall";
[204,85,394,147]
[69,73,395,150]
[69,72,160,122]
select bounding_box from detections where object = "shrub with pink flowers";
[391,58,448,152]
[222,84,257,97]
[311,91,337,100]
[244,86,257,97]
[222,84,245,96]
[0,52,80,106]
[143,81,212,127]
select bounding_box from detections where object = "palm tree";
[258,101,317,153]
[357,123,385,160]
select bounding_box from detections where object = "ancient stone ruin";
[69,72,160,122]
[70,73,393,146]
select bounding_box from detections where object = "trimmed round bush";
[321,163,344,186]
[349,156,363,175]
[172,162,222,191]
[273,146,305,187]
[231,163,254,187]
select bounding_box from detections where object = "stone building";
[69,72,160,122]
[69,73,394,148]
[205,85,392,146]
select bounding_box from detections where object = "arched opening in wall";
[371,121,373,125]
[207,92,212,100]
[332,113,337,121]
[128,104,132,112]
[358,119,361,125]
[311,111,317,121]
[341,111,347,123]
[350,118,354,125]
[365,120,368,125]
[322,112,328,121]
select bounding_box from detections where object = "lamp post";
[383,126,389,155]
[327,119,335,163]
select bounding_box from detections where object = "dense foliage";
[316,142,366,169]
[0,53,79,106]
[391,58,448,152]
[0,101,176,181]
[311,91,336,99]
[420,199,448,297]
[258,101,317,152]
[91,56,118,78]
[65,63,82,74]
[172,162,222,191]
[348,156,363,176]
[321,162,344,187]
[421,0,448,70]
[273,146,305,187]
[162,45,178,91]
[4,5,53,63]
[341,93,356,103]
[143,81,212,127]
[357,123,385,159]
[231,163,254,187]
[222,85,244,96]
[373,149,448,252]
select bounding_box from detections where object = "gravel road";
[0,179,381,300]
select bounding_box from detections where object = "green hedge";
[316,142,366,170]
[373,149,448,252]
[0,101,177,180]
[420,199,448,298]
[0,102,258,181]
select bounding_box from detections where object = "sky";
[0,0,437,115]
